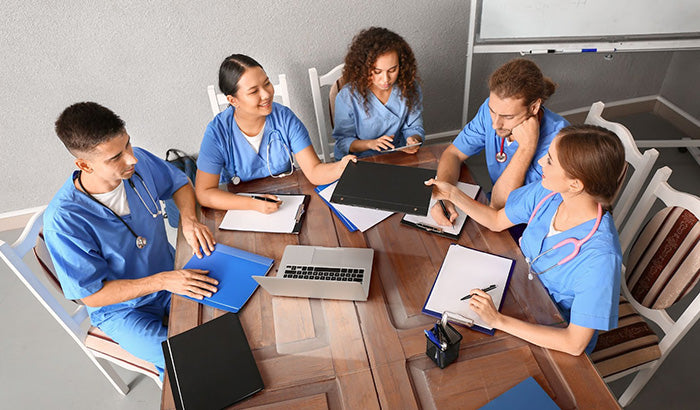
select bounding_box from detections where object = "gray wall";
[660,50,700,118]
[0,1,694,213]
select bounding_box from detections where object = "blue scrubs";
[505,182,622,354]
[44,147,188,376]
[332,84,424,159]
[198,102,313,184]
[453,98,569,185]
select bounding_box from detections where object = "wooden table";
[162,144,619,410]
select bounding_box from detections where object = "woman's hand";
[467,288,502,328]
[367,135,396,151]
[402,135,422,154]
[251,194,282,214]
[424,178,457,202]
[429,200,458,226]
[180,216,216,258]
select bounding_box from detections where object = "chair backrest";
[308,63,344,162]
[206,73,292,118]
[618,166,700,354]
[585,101,659,230]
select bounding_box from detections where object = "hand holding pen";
[463,285,500,328]
[251,194,282,214]
[461,284,497,300]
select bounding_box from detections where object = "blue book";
[182,244,273,313]
[480,377,560,409]
[314,182,358,232]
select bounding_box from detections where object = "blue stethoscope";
[521,191,603,280]
[230,130,294,185]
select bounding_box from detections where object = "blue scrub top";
[505,182,622,354]
[198,102,313,184]
[43,147,188,325]
[332,83,424,159]
[453,98,569,185]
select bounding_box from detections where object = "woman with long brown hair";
[426,124,625,356]
[332,27,424,159]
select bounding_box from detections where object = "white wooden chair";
[0,207,162,395]
[207,73,292,117]
[590,166,700,407]
[585,101,659,230]
[308,63,345,163]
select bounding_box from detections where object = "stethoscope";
[230,131,294,185]
[495,110,544,164]
[78,171,161,249]
[521,191,603,280]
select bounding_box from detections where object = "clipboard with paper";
[219,194,309,234]
[401,182,480,239]
[422,243,515,335]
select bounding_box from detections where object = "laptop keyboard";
[283,265,364,282]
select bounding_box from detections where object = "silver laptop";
[253,245,374,301]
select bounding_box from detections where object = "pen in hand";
[461,284,497,300]
[439,200,452,225]
[252,195,281,204]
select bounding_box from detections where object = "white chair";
[585,101,659,230]
[590,166,700,407]
[207,73,292,117]
[0,207,162,395]
[308,63,345,163]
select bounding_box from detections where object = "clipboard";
[219,194,309,234]
[422,243,515,335]
[401,182,480,239]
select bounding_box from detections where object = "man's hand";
[181,216,216,258]
[158,269,219,300]
[509,115,539,152]
[402,135,422,155]
[367,135,396,151]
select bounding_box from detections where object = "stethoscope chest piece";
[136,236,147,249]
[495,151,507,163]
[231,175,241,185]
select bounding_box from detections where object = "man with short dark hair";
[44,102,217,378]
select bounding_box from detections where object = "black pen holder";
[425,322,463,369]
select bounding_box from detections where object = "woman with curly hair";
[332,27,424,159]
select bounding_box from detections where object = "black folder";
[162,313,263,410]
[330,161,436,215]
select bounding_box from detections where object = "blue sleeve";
[133,147,188,200]
[279,105,312,154]
[332,87,358,157]
[504,181,549,225]
[569,252,621,330]
[197,118,227,176]
[452,100,490,157]
[400,85,424,140]
[43,220,109,300]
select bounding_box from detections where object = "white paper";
[424,244,513,330]
[318,182,393,232]
[403,182,480,236]
[219,194,306,233]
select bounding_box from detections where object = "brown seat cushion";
[591,297,661,378]
[85,327,159,376]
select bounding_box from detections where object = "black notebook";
[330,161,436,215]
[162,313,264,410]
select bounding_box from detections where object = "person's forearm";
[81,276,162,307]
[494,314,591,356]
[304,161,346,185]
[171,183,197,221]
[435,149,465,186]
[196,186,261,211]
[349,139,371,153]
[448,189,511,232]
[490,145,536,209]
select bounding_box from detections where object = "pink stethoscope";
[521,191,603,280]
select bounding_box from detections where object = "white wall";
[0,1,693,213]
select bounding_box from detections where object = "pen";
[252,195,281,204]
[424,329,447,351]
[438,200,452,225]
[461,284,497,300]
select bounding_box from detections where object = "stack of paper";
[315,181,393,232]
[219,194,307,234]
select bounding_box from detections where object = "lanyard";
[523,192,603,280]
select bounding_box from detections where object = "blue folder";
[314,182,358,232]
[479,377,560,409]
[182,244,273,313]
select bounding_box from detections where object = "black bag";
[164,149,198,228]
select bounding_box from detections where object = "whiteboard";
[479,0,700,42]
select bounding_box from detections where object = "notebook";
[219,193,309,234]
[330,161,436,215]
[479,377,559,409]
[423,243,515,335]
[401,182,480,239]
[316,181,393,232]
[253,245,374,301]
[182,244,273,313]
[162,312,264,410]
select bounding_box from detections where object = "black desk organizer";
[425,313,463,369]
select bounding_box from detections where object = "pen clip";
[416,222,443,233]
[294,203,305,223]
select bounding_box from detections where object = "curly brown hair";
[342,27,420,114]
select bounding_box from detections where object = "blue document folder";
[315,183,358,232]
[479,377,559,409]
[182,244,273,313]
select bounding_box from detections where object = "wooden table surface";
[161,143,619,410]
